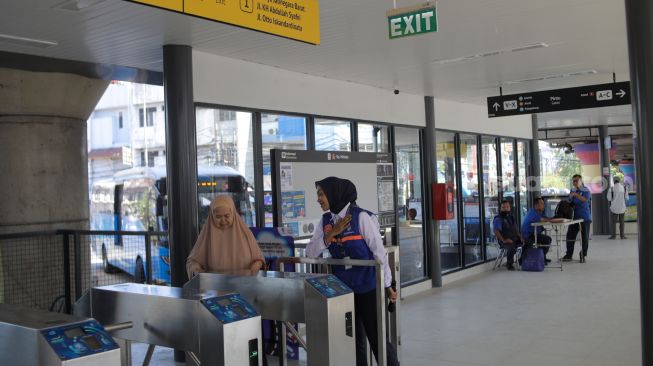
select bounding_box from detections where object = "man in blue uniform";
[306,177,399,366]
[564,174,592,262]
[493,200,523,270]
[521,197,553,263]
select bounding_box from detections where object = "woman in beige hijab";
[186,195,265,278]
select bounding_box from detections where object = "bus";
[90,166,255,284]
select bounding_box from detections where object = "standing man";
[563,174,592,263]
[493,200,523,271]
[521,197,553,263]
[607,176,629,239]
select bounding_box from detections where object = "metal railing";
[0,229,168,314]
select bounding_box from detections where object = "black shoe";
[621,236,628,239]
[562,254,573,262]
[608,236,616,239]
[507,264,515,271]
[580,253,586,263]
[545,258,552,263]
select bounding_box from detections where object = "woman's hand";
[249,259,264,273]
[325,215,353,244]
[386,287,398,303]
[188,263,205,278]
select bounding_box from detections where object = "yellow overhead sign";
[127,0,320,45]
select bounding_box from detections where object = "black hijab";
[315,177,358,214]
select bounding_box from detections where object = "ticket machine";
[76,283,262,366]
[184,271,356,366]
[0,303,120,366]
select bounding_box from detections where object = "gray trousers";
[611,213,625,238]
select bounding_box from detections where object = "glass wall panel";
[517,141,529,220]
[357,123,390,152]
[395,127,426,284]
[481,136,499,260]
[261,113,307,226]
[460,134,482,265]
[436,131,460,271]
[315,119,351,151]
[501,138,516,216]
[196,107,256,227]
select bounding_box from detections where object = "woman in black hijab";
[307,176,399,366]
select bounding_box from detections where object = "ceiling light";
[53,0,106,11]
[0,33,58,48]
[504,69,597,85]
[431,42,548,65]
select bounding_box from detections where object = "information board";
[126,0,320,45]
[272,150,395,239]
[487,81,631,117]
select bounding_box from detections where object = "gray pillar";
[423,96,442,287]
[593,126,611,235]
[530,115,541,198]
[163,45,198,288]
[625,1,653,364]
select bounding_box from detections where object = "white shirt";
[607,182,629,214]
[306,203,393,288]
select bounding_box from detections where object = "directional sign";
[387,4,437,39]
[487,81,631,118]
[126,0,320,45]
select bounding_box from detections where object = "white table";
[531,219,584,271]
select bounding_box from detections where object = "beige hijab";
[186,196,264,278]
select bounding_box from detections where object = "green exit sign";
[387,5,437,39]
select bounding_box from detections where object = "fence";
[0,230,167,314]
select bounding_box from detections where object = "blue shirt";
[521,208,545,238]
[569,187,592,221]
[492,214,519,242]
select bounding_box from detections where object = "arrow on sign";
[616,89,626,98]
[493,102,501,111]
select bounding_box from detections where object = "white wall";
[434,99,532,139]
[193,51,425,127]
[193,51,533,139]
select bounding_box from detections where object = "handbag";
[521,247,545,272]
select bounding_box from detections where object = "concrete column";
[0,68,109,233]
[530,115,542,198]
[0,67,108,309]
[592,125,611,235]
[625,0,653,364]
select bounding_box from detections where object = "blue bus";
[90,166,255,284]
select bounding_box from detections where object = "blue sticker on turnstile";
[201,294,259,324]
[40,320,119,360]
[306,275,353,298]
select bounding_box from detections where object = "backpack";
[554,200,574,219]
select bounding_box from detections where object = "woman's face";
[212,206,234,229]
[316,187,330,212]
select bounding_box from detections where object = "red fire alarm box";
[432,183,455,220]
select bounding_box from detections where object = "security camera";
[394,89,399,95]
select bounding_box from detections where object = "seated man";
[493,200,523,271]
[521,197,553,264]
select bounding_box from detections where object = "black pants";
[611,213,625,238]
[525,234,551,257]
[566,221,590,256]
[500,238,522,266]
[355,289,400,366]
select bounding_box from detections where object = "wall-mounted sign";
[487,81,631,118]
[386,4,437,39]
[126,0,320,45]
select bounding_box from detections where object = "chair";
[492,242,522,270]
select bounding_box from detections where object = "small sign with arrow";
[487,81,631,118]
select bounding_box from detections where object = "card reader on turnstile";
[0,303,120,366]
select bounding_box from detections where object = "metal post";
[163,44,198,363]
[530,115,542,198]
[73,231,82,300]
[144,233,152,284]
[594,125,611,235]
[142,344,156,366]
[625,1,653,364]
[62,232,72,314]
[423,96,442,286]
[375,266,387,366]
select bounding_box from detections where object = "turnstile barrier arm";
[278,257,388,366]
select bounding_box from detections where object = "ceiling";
[0,0,631,106]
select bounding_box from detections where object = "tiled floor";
[401,235,641,366]
[132,235,641,365]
